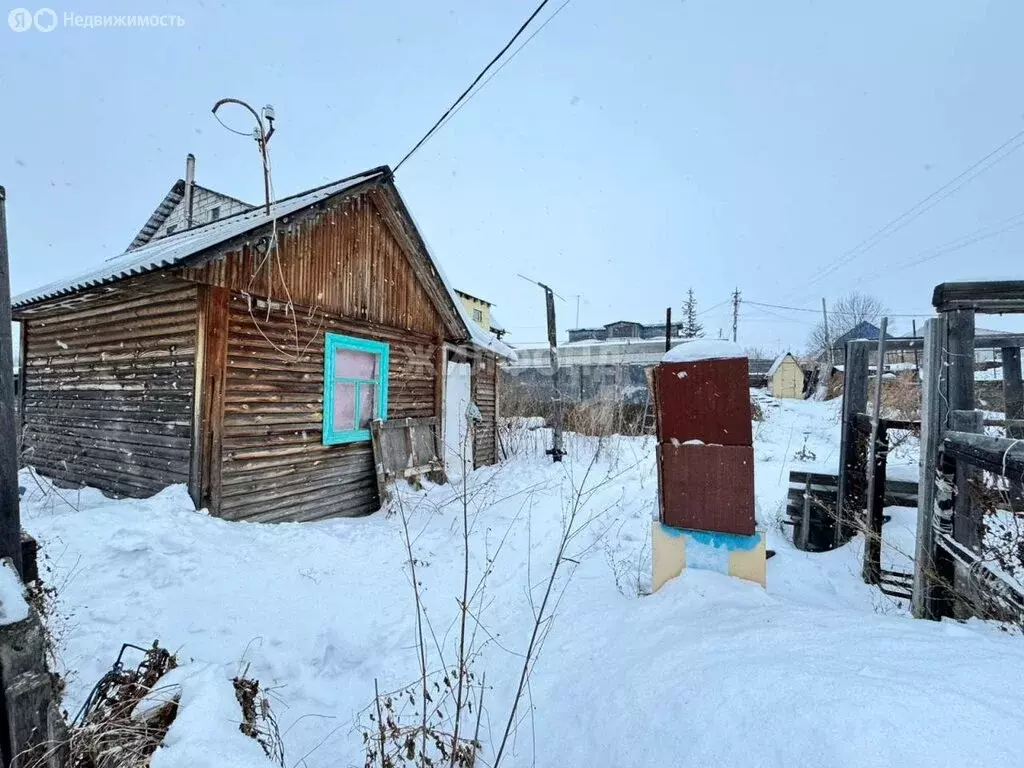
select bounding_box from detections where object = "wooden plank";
[836,340,869,546]
[1004,347,1023,440]
[17,318,27,439]
[943,430,1024,476]
[799,475,812,551]
[975,334,1024,350]
[862,317,889,585]
[946,309,976,415]
[847,337,923,353]
[950,412,985,555]
[913,317,946,619]
[932,281,1024,313]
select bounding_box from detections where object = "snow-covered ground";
[21,396,1024,767]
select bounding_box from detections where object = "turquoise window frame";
[322,333,390,445]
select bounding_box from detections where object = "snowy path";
[21,397,1024,767]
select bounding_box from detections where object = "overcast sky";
[2,0,1023,353]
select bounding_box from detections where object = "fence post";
[913,317,946,619]
[861,319,888,584]
[1003,346,1023,440]
[0,188,21,577]
[836,341,869,547]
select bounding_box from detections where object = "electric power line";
[696,297,733,316]
[745,300,932,318]
[394,0,554,173]
[858,207,1024,281]
[434,0,576,138]
[788,123,1024,299]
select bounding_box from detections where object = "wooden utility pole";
[0,186,22,576]
[821,297,833,367]
[664,307,672,353]
[542,283,564,462]
[731,288,740,343]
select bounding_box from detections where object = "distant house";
[127,154,253,249]
[13,161,513,522]
[568,319,683,344]
[768,353,804,399]
[454,289,506,339]
[829,320,908,364]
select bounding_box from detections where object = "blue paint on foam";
[658,523,762,552]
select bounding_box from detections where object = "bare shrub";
[879,372,921,423]
[65,642,179,768]
[750,396,764,422]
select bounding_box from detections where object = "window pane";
[332,381,356,430]
[358,386,376,429]
[335,348,376,380]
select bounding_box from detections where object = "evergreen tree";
[681,288,705,338]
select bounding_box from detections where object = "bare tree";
[807,292,885,358]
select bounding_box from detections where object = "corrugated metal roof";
[126,180,185,251]
[12,166,517,361]
[13,168,388,309]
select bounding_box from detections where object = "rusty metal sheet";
[658,444,755,535]
[655,358,751,445]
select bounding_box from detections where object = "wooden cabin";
[768,352,804,399]
[12,166,513,522]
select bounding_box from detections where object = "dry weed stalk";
[234,669,286,766]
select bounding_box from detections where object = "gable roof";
[12,166,514,360]
[127,179,185,250]
[127,182,254,251]
[767,352,797,377]
[831,320,888,348]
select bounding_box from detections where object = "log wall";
[19,278,198,497]
[213,291,439,522]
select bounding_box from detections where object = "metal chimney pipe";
[183,153,196,229]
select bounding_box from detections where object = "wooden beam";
[976,334,1024,350]
[188,284,210,508]
[16,319,27,442]
[932,280,1024,314]
[1003,347,1023,440]
[862,317,888,585]
[836,340,869,546]
[943,430,1024,477]
[950,411,984,556]
[913,317,946,620]
[945,309,975,416]
[846,337,923,353]
[199,286,229,514]
[846,333,1024,351]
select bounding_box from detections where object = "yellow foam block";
[651,521,766,592]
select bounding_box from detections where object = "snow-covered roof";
[767,353,796,378]
[661,339,745,363]
[13,168,387,308]
[12,167,515,361]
